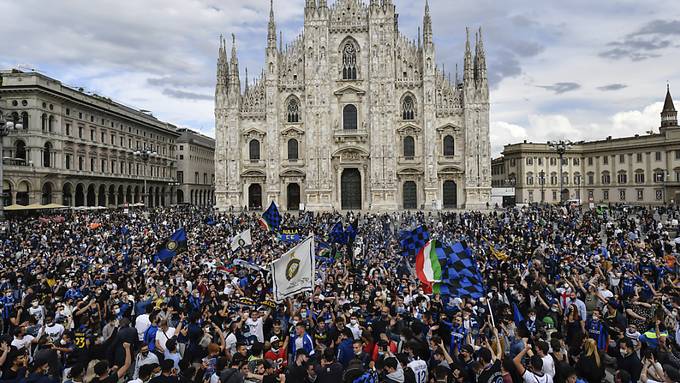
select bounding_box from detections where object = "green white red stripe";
[415,240,441,285]
[258,217,272,231]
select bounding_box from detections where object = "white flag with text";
[271,236,315,302]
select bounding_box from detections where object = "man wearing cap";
[264,336,287,372]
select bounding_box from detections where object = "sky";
[2,0,680,156]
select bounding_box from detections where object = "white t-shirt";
[407,359,428,383]
[45,323,65,343]
[11,335,34,350]
[522,370,553,383]
[541,355,555,378]
[346,323,361,340]
[135,314,151,341]
[245,317,264,343]
[155,327,176,352]
[225,333,238,355]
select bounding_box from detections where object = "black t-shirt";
[90,373,118,383]
[477,360,503,383]
[149,375,180,383]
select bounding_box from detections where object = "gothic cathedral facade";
[214,0,491,211]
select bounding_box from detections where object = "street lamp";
[539,170,545,204]
[547,140,573,204]
[168,178,180,206]
[133,147,157,208]
[0,113,22,219]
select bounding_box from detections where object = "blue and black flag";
[154,228,188,263]
[399,225,429,257]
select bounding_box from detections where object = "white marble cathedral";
[214,0,491,212]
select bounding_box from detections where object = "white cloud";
[610,102,662,135]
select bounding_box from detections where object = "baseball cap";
[270,335,280,343]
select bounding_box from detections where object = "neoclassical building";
[175,128,215,206]
[0,70,179,208]
[493,86,680,206]
[214,0,491,211]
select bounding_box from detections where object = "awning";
[3,203,67,211]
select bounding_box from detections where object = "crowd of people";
[0,203,677,383]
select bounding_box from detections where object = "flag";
[330,222,347,244]
[120,226,130,236]
[415,240,442,286]
[231,229,252,251]
[259,201,281,231]
[232,259,267,272]
[346,223,357,243]
[483,237,508,261]
[513,302,524,327]
[434,241,485,299]
[399,225,429,257]
[278,227,301,243]
[205,217,216,226]
[271,236,315,302]
[154,228,188,263]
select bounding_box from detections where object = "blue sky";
[2,0,680,155]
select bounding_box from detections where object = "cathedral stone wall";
[214,0,491,211]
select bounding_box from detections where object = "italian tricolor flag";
[415,240,441,286]
[258,217,272,231]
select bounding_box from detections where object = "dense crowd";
[0,203,678,383]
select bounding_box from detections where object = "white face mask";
[350,319,358,325]
[529,315,536,321]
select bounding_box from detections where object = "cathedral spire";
[463,27,473,85]
[267,0,276,50]
[216,34,229,90]
[423,0,433,46]
[229,33,241,95]
[244,67,249,92]
[475,26,487,85]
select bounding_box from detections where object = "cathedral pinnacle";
[267,0,277,50]
[463,27,473,84]
[423,0,432,46]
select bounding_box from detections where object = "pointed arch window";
[402,95,415,120]
[342,42,357,80]
[287,98,299,123]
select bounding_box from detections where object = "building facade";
[0,70,179,208]
[214,0,491,212]
[175,128,215,206]
[493,87,680,205]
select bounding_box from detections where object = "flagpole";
[487,298,496,329]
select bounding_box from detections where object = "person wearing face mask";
[586,309,608,351]
[616,339,642,383]
[133,344,159,380]
[346,315,362,340]
[44,316,64,344]
[264,336,287,373]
